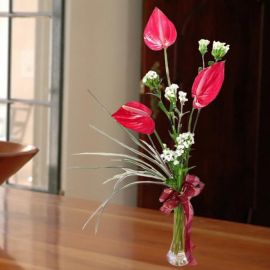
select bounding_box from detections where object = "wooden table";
[0,187,269,270]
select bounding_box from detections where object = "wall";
[62,0,142,206]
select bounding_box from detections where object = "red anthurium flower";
[144,7,177,51]
[112,101,155,135]
[192,61,225,109]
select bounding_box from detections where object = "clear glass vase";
[167,205,188,267]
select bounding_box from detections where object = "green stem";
[177,104,183,133]
[154,130,164,149]
[188,107,195,132]
[171,113,178,141]
[202,54,205,69]
[171,206,185,254]
[164,48,171,86]
[171,168,186,254]
[192,109,201,133]
[158,101,171,121]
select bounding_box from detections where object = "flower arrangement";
[80,7,229,267]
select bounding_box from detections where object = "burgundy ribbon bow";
[159,174,205,265]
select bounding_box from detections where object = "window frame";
[0,0,65,194]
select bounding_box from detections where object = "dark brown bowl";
[0,141,39,185]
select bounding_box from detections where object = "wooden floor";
[0,186,269,270]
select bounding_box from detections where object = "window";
[0,0,64,193]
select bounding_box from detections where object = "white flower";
[165,84,179,101]
[212,41,230,53]
[173,160,179,165]
[198,39,210,55]
[161,145,184,164]
[175,148,184,157]
[142,70,158,83]
[211,41,230,60]
[161,133,195,165]
[176,132,194,150]
[142,70,160,89]
[178,91,188,104]
[199,39,210,47]
[161,148,175,162]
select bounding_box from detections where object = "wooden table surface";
[0,187,269,270]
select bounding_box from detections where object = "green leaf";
[185,166,196,172]
[165,178,175,187]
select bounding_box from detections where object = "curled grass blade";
[113,169,164,190]
[75,152,165,180]
[82,180,166,233]
[120,158,165,179]
[141,138,172,178]
[88,125,170,178]
[69,166,125,170]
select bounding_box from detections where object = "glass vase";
[167,205,188,267]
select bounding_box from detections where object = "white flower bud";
[178,91,188,104]
[142,70,160,90]
[211,41,230,61]
[176,132,195,150]
[173,160,179,165]
[165,84,179,101]
[198,39,210,55]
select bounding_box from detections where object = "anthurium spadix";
[144,7,177,51]
[112,101,155,135]
[192,61,225,109]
